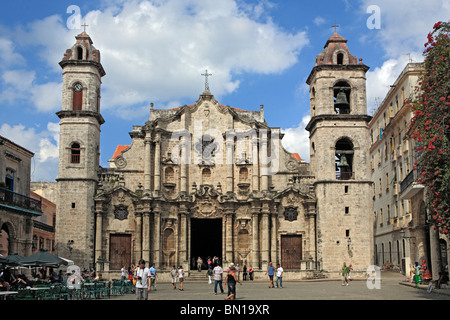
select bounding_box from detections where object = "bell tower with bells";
[55,29,106,267]
[305,29,374,275]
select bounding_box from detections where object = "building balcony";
[0,187,42,216]
[400,170,425,199]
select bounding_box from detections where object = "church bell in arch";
[337,154,349,168]
[334,90,350,114]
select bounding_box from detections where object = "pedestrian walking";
[414,261,421,288]
[197,257,203,272]
[121,266,127,280]
[249,265,253,280]
[235,264,240,281]
[224,263,241,300]
[348,264,353,281]
[265,262,275,288]
[341,262,349,286]
[170,265,177,289]
[276,263,283,288]
[243,265,247,281]
[207,265,213,284]
[134,259,150,300]
[149,263,157,291]
[178,265,185,291]
[213,263,224,295]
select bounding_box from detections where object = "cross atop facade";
[332,22,340,33]
[82,21,89,33]
[201,69,212,91]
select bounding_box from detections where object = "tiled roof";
[111,145,129,159]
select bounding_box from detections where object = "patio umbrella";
[21,249,69,268]
[0,254,6,267]
[4,253,25,267]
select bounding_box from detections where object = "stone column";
[154,134,161,194]
[142,212,150,263]
[252,210,259,269]
[135,212,142,261]
[225,211,234,263]
[94,209,103,264]
[252,138,259,192]
[429,223,442,280]
[178,208,188,267]
[153,206,161,268]
[261,206,270,269]
[226,135,234,193]
[144,133,152,193]
[271,213,277,264]
[260,135,268,191]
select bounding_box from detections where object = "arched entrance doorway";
[190,218,222,270]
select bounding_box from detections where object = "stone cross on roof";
[201,69,212,91]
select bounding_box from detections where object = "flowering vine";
[410,21,450,234]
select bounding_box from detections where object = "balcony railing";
[336,171,354,180]
[400,170,416,193]
[0,187,42,213]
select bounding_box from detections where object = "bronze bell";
[338,154,349,167]
[335,91,349,107]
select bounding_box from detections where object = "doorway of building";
[190,218,222,270]
[109,234,131,270]
[281,235,302,270]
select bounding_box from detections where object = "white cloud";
[359,0,449,114]
[359,0,450,58]
[0,122,59,181]
[313,16,325,26]
[281,114,311,162]
[13,0,308,115]
[0,69,62,112]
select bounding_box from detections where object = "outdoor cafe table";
[28,287,50,299]
[0,291,18,300]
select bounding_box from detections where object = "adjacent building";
[369,62,449,277]
[0,135,42,256]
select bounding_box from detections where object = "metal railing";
[0,187,42,212]
[400,170,416,193]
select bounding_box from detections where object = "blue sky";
[0,0,448,181]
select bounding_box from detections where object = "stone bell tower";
[55,31,106,268]
[305,31,374,276]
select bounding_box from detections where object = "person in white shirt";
[134,259,150,300]
[213,264,224,295]
[121,266,127,280]
[178,265,185,291]
[276,264,283,288]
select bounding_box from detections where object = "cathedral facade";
[55,31,373,279]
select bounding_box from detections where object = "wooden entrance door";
[281,235,302,270]
[109,234,131,270]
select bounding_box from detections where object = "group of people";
[193,256,220,271]
[132,259,285,300]
[341,262,353,286]
[412,260,449,289]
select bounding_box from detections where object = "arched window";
[333,81,351,114]
[72,83,83,111]
[335,138,354,180]
[71,143,81,163]
[337,52,344,65]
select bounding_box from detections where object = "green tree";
[410,21,450,234]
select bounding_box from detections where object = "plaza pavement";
[109,271,450,301]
